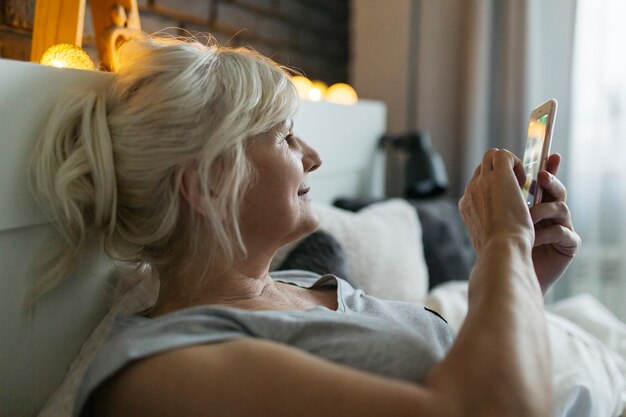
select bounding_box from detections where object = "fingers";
[475,151,556,178]
[468,148,525,190]
[531,169,573,230]
[461,148,538,255]
[532,154,581,256]
[530,200,573,229]
[481,148,498,171]
[491,149,517,170]
[536,153,563,203]
[545,153,561,176]
[470,164,481,181]
[493,150,527,191]
[469,148,500,181]
[534,225,581,257]
[512,159,526,187]
[479,148,521,172]
[537,168,567,203]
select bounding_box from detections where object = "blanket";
[427,281,626,417]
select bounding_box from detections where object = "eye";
[284,132,294,143]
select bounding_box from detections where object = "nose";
[301,140,322,173]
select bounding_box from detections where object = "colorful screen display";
[522,114,548,207]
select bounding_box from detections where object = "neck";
[148,248,280,316]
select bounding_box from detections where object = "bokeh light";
[40,43,96,71]
[325,83,358,105]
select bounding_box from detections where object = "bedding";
[427,282,626,417]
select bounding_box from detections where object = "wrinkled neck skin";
[147,242,294,317]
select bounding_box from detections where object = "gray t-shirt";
[74,271,455,416]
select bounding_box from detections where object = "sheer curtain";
[564,0,626,320]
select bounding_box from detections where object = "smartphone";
[521,99,558,207]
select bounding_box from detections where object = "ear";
[177,164,208,215]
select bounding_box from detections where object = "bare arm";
[93,149,552,417]
[94,339,450,417]
[428,148,551,416]
[425,236,551,417]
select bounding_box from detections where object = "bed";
[1,57,625,417]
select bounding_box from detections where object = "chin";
[302,203,320,231]
[302,216,320,236]
[283,212,319,246]
[298,214,321,238]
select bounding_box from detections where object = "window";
[565,0,626,320]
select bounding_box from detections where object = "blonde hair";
[29,35,299,303]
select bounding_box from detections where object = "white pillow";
[548,312,625,417]
[311,199,429,303]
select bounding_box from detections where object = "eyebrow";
[270,119,293,136]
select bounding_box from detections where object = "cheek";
[241,147,305,217]
[258,155,301,195]
[241,170,295,219]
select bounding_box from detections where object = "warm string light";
[325,83,358,105]
[309,80,327,101]
[37,48,358,104]
[291,76,314,99]
[291,76,358,105]
[40,43,96,70]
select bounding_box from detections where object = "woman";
[31,36,580,417]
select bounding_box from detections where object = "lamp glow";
[309,80,327,101]
[40,43,96,71]
[309,87,323,101]
[291,75,314,99]
[325,83,358,105]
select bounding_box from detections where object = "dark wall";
[0,0,349,84]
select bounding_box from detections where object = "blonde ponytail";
[29,90,117,305]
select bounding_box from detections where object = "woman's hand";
[530,154,581,294]
[459,148,534,257]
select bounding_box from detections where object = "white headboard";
[0,58,386,417]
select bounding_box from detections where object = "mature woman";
[32,36,580,417]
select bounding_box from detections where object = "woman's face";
[239,120,322,254]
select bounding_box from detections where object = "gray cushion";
[276,230,357,288]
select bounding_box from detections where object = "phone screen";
[522,114,549,207]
